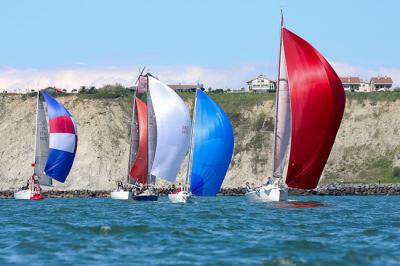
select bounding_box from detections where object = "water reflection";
[274,200,328,209]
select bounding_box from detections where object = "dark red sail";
[283,28,346,189]
[129,98,148,184]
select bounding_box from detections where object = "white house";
[370,76,393,91]
[246,75,276,92]
[340,76,394,92]
[340,77,362,91]
[359,81,371,92]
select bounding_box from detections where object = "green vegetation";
[322,150,400,184]
[77,84,133,99]
[393,167,400,178]
[346,91,400,105]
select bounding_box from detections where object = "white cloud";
[0,64,274,92]
[0,62,398,93]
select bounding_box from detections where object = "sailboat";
[14,90,78,200]
[110,86,148,200]
[246,16,346,202]
[131,74,191,201]
[168,89,234,203]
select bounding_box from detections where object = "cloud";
[1,62,398,92]
[0,64,272,92]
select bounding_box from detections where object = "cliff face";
[1,93,399,190]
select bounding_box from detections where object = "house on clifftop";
[370,76,393,91]
[246,75,276,92]
[168,82,204,93]
[340,77,362,91]
[340,76,394,92]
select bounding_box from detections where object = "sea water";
[0,196,399,265]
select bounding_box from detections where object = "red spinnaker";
[129,98,148,184]
[283,28,345,189]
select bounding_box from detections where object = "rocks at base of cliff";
[307,183,400,196]
[1,184,400,198]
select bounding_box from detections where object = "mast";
[33,91,40,174]
[126,89,137,183]
[147,75,151,185]
[184,89,198,192]
[146,74,157,186]
[272,11,284,179]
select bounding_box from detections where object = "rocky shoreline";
[1,184,400,199]
[288,183,400,196]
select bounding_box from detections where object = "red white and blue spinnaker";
[42,91,78,182]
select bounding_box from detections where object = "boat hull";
[14,190,44,200]
[31,194,44,200]
[133,195,158,201]
[14,190,31,200]
[110,190,132,200]
[168,191,192,203]
[245,185,288,202]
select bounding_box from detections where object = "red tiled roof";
[370,76,393,84]
[339,77,361,84]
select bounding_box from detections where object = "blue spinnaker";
[190,90,234,196]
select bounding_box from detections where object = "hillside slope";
[1,92,399,190]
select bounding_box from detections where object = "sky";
[0,0,399,91]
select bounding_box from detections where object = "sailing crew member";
[117,181,123,191]
[21,180,30,190]
[265,177,273,186]
[176,183,183,193]
[245,182,252,192]
[32,175,41,195]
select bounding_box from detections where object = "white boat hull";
[245,185,288,202]
[14,190,32,200]
[168,191,192,203]
[110,190,132,200]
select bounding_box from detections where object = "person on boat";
[175,183,183,193]
[245,182,252,192]
[117,181,123,191]
[20,179,30,191]
[265,177,273,186]
[32,175,41,195]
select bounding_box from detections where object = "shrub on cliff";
[393,167,400,178]
[78,84,132,99]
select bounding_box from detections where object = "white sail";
[35,93,52,186]
[148,76,191,182]
[147,85,157,185]
[272,40,291,178]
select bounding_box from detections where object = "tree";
[79,86,87,93]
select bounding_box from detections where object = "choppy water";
[0,196,399,265]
